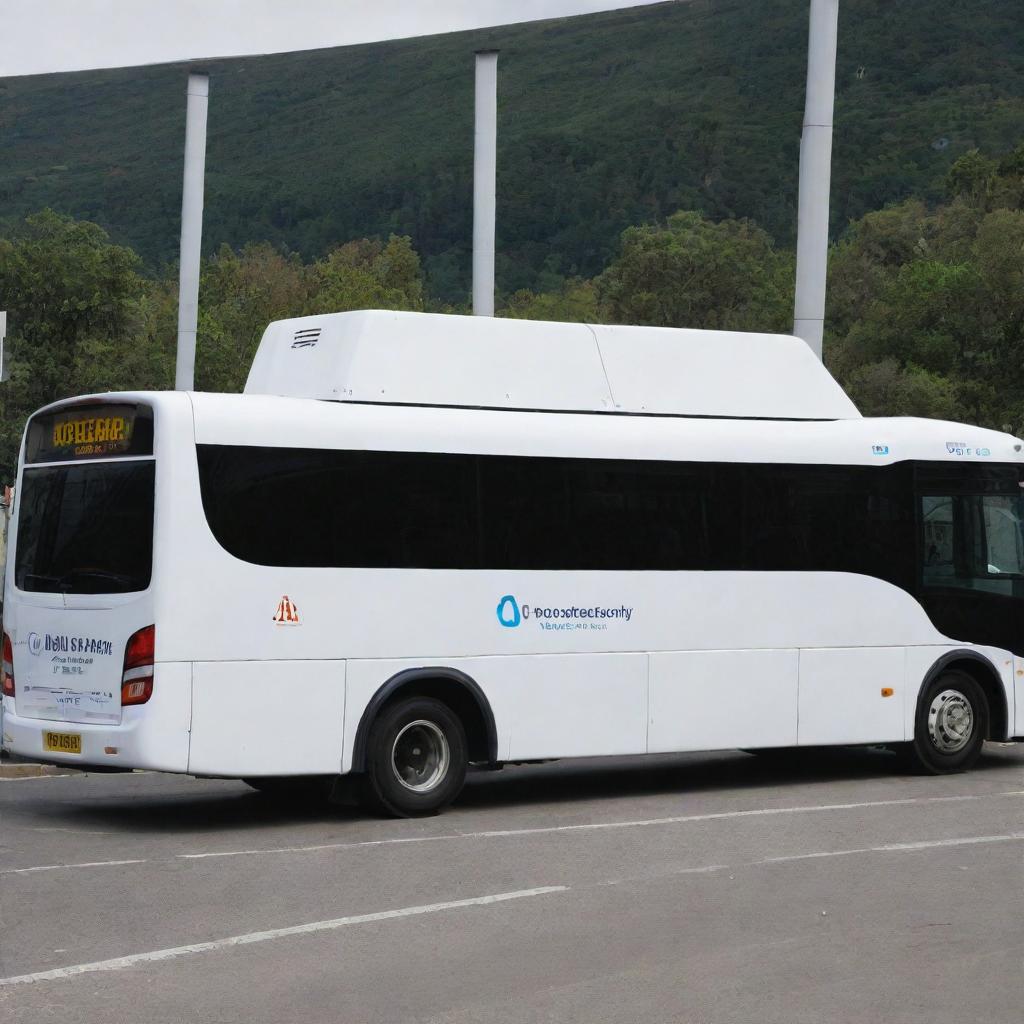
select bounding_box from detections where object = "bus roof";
[244,310,861,422]
[189,391,1023,469]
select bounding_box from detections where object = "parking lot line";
[756,832,1024,865]
[178,790,1022,861]
[3,791,1019,880]
[0,859,145,877]
[0,886,569,988]
[4,830,1022,989]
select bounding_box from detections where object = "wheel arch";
[351,667,499,771]
[918,650,1008,741]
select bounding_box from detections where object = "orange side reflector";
[881,687,894,698]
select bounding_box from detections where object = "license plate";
[43,731,82,755]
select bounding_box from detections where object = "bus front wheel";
[907,670,988,774]
[361,696,468,817]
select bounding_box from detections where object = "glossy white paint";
[2,377,1021,777]
[243,311,858,420]
[188,660,346,776]
[798,648,905,745]
[648,650,798,752]
[195,391,1019,469]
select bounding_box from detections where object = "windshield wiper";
[60,569,138,590]
[23,569,138,592]
[22,572,69,592]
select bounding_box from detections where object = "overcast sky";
[2,1,665,78]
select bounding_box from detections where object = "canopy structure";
[244,310,861,420]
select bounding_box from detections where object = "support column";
[175,72,210,390]
[473,50,499,317]
[793,0,839,360]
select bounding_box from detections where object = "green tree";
[156,235,428,394]
[842,360,965,422]
[187,243,312,393]
[826,152,1024,430]
[945,149,999,209]
[304,235,425,316]
[595,211,793,332]
[0,211,170,480]
[499,279,600,323]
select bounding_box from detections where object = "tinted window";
[15,461,155,593]
[740,464,916,588]
[197,445,1024,654]
[197,447,478,569]
[478,457,723,570]
[196,445,917,582]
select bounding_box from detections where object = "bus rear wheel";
[907,670,987,774]
[361,696,468,817]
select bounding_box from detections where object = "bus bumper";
[0,662,191,773]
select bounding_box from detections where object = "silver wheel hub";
[927,689,974,754]
[391,720,449,793]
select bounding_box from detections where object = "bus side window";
[920,492,1024,594]
[981,495,1024,576]
[922,496,955,578]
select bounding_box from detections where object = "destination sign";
[25,403,153,463]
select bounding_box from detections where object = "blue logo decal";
[496,595,521,628]
[28,632,42,656]
[871,444,889,456]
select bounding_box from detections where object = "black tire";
[906,670,988,774]
[360,697,467,817]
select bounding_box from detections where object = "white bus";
[2,311,1022,815]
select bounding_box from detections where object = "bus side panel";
[797,648,906,745]
[188,660,345,776]
[499,653,647,760]
[648,649,798,753]
[343,654,647,769]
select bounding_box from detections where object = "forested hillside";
[1,146,1022,481]
[1,0,1022,299]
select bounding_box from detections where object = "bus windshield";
[15,461,155,594]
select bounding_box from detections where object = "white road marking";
[756,832,1024,865]
[0,859,145,877]
[0,886,569,987]
[0,772,74,782]
[178,791,1022,861]
[30,827,113,836]
[3,791,1020,878]
[5,829,1023,988]
[596,832,1024,890]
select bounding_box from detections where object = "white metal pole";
[793,0,839,360]
[473,50,498,317]
[174,72,210,390]
[0,311,8,383]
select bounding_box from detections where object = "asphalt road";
[1,745,1022,1024]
